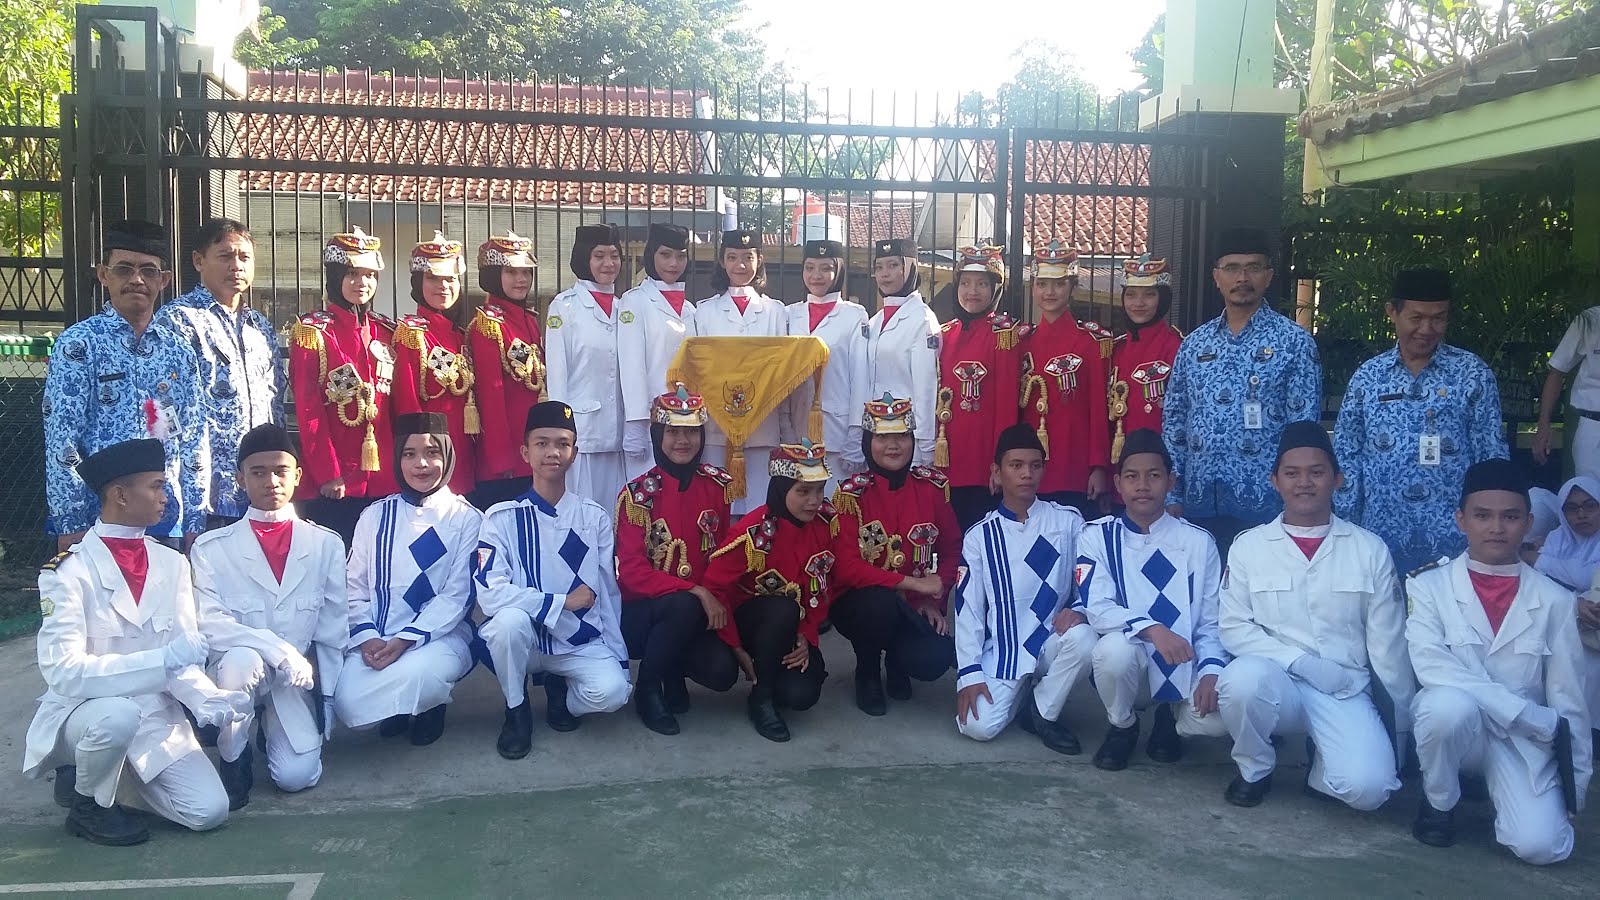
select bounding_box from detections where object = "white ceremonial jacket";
[1407,555,1592,804]
[954,499,1084,688]
[475,488,627,665]
[546,280,648,454]
[619,278,697,401]
[1221,515,1415,726]
[783,294,871,453]
[695,287,791,448]
[190,507,348,753]
[25,523,224,780]
[1080,513,1227,699]
[867,292,941,462]
[347,491,482,648]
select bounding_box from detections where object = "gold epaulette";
[292,311,331,351]
[910,465,951,501]
[40,549,71,571]
[1406,557,1450,580]
[394,315,428,351]
[831,473,873,520]
[473,306,505,343]
[697,464,736,505]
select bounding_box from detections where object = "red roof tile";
[978,140,1150,257]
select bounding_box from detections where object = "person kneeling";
[1080,429,1228,771]
[191,425,348,809]
[1215,422,1413,809]
[333,413,481,746]
[25,440,240,845]
[478,401,631,758]
[1407,459,1591,865]
[954,425,1096,753]
[704,443,941,742]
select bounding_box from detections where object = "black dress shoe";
[1412,799,1456,848]
[1033,705,1082,755]
[53,766,77,809]
[884,662,912,702]
[544,675,580,732]
[65,795,148,846]
[635,682,681,736]
[219,743,254,810]
[663,677,691,715]
[378,714,412,738]
[1145,703,1183,763]
[1093,721,1141,771]
[409,704,448,746]
[1224,773,1273,807]
[854,668,887,717]
[747,693,791,743]
[497,700,533,759]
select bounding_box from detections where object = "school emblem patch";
[39,597,54,617]
[619,310,636,324]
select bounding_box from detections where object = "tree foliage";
[0,0,80,256]
[234,5,319,69]
[955,40,1130,128]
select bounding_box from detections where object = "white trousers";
[211,647,322,793]
[1584,646,1600,729]
[1413,685,1574,865]
[1216,655,1399,809]
[702,444,776,516]
[59,698,228,830]
[1573,417,1600,481]
[1092,635,1228,737]
[571,450,628,513]
[332,632,473,728]
[480,609,632,714]
[956,623,1097,741]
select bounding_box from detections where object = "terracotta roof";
[978,140,1149,256]
[241,71,708,207]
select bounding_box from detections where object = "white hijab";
[1536,475,1600,591]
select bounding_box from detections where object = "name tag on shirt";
[1419,434,1441,466]
[1197,352,1217,363]
[97,372,127,383]
[1378,392,1405,403]
[1243,400,1263,430]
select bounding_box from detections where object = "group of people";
[26,215,1597,867]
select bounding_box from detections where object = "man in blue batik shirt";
[1333,268,1505,574]
[43,220,210,549]
[157,219,285,525]
[1162,228,1322,555]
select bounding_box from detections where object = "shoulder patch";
[941,319,958,333]
[697,463,734,487]
[473,306,505,341]
[926,334,940,350]
[292,311,331,351]
[369,311,396,329]
[836,472,874,497]
[399,313,430,329]
[297,310,332,328]
[910,465,949,489]
[40,549,72,571]
[1406,556,1450,580]
[479,304,506,322]
[394,316,428,351]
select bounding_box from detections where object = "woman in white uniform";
[696,229,790,513]
[333,411,481,746]
[866,238,941,466]
[785,239,868,488]
[620,223,696,479]
[545,223,647,507]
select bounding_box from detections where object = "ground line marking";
[0,873,323,897]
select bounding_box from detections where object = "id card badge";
[1419,434,1441,466]
[1242,400,1263,431]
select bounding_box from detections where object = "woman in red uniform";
[831,396,960,715]
[291,228,398,544]
[1108,256,1181,462]
[616,387,740,735]
[393,233,478,496]
[469,231,544,510]
[704,442,942,742]
[937,245,1025,530]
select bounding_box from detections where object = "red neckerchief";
[250,518,294,583]
[807,300,836,332]
[1467,568,1519,634]
[661,289,686,315]
[881,302,902,328]
[589,289,615,317]
[1289,534,1324,560]
[101,537,149,603]
[731,290,750,316]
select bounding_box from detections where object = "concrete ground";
[0,633,1597,898]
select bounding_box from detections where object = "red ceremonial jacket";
[937,312,1025,489]
[831,467,961,611]
[469,298,545,481]
[289,305,398,500]
[1021,314,1111,494]
[1109,322,1182,453]
[392,306,478,494]
[615,463,734,602]
[705,504,903,650]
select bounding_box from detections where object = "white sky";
[744,0,1167,97]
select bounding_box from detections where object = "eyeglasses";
[1563,499,1600,516]
[105,263,168,281]
[1215,263,1272,276]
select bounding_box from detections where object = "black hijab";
[1122,284,1173,341]
[325,263,369,323]
[765,475,807,527]
[394,429,455,504]
[952,273,1001,327]
[651,422,704,491]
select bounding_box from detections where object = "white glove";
[1514,702,1559,742]
[1289,654,1349,695]
[276,653,315,691]
[841,426,866,469]
[163,631,209,672]
[191,690,252,729]
[624,420,651,457]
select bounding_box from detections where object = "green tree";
[0,0,82,257]
[956,40,1112,128]
[234,5,319,69]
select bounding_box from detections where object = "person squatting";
[29,219,1592,867]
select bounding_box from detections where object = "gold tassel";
[1111,420,1125,464]
[292,322,322,351]
[996,325,1016,351]
[1036,420,1050,459]
[728,444,747,500]
[725,481,738,506]
[807,368,825,443]
[464,393,482,435]
[832,490,859,520]
[622,494,650,528]
[933,386,952,468]
[361,423,381,472]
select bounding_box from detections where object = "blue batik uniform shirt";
[1161,303,1322,522]
[158,285,286,517]
[1333,343,1505,573]
[43,304,211,536]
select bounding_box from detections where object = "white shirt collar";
[808,292,842,304]
[92,521,147,539]
[1465,557,1520,577]
[1281,521,1332,539]
[246,505,299,523]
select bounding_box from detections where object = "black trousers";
[734,595,826,710]
[621,591,738,692]
[950,486,998,533]
[830,586,954,681]
[296,496,374,548]
[469,477,529,512]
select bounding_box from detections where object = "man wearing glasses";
[1333,269,1505,574]
[43,220,210,551]
[1161,227,1322,555]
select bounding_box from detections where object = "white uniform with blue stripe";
[332,491,480,727]
[475,488,631,714]
[953,499,1097,740]
[1079,513,1229,737]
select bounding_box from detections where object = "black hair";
[1118,449,1174,475]
[191,218,251,255]
[710,247,768,293]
